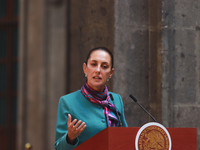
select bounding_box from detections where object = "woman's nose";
[96,65,101,72]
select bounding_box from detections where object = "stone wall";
[162,0,200,148]
[114,0,200,148]
[114,0,151,126]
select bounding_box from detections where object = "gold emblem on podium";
[135,122,172,150]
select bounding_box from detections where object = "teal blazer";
[54,90,128,150]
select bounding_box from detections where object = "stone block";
[174,106,200,149]
[173,30,198,103]
[174,0,200,27]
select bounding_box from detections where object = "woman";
[54,47,128,150]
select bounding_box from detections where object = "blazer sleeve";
[117,94,128,127]
[54,96,80,150]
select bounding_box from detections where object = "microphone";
[129,94,157,122]
[109,94,122,127]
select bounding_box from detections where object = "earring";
[107,78,110,81]
[85,74,87,77]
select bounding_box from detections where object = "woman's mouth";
[93,76,101,79]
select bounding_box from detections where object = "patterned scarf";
[81,82,121,127]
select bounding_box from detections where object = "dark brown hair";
[85,47,114,69]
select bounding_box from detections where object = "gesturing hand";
[67,114,87,144]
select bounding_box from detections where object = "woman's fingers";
[74,120,82,128]
[67,114,84,129]
[68,114,78,128]
[67,114,87,141]
[67,114,72,126]
[71,119,78,126]
[77,122,86,132]
[66,115,87,145]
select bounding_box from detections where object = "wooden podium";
[74,127,197,150]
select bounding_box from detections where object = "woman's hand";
[67,114,87,144]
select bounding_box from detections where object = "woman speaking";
[54,47,128,150]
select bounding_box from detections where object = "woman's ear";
[109,68,115,78]
[83,63,87,74]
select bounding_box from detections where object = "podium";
[74,127,197,150]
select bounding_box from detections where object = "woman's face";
[83,50,114,92]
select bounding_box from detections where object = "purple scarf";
[81,82,120,127]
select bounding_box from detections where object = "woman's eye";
[91,63,96,66]
[103,65,108,69]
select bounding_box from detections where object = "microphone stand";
[129,94,157,122]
